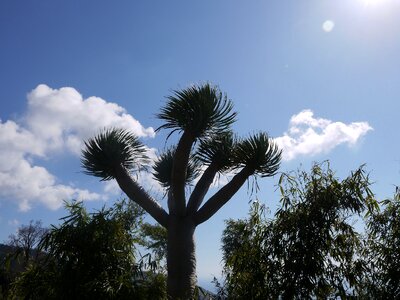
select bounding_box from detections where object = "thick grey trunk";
[167,216,197,299]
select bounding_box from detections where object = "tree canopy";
[2,162,399,300]
[356,186,400,298]
[218,162,392,299]
[81,83,282,298]
[8,200,167,300]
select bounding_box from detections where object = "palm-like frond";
[233,132,282,177]
[81,128,148,181]
[156,83,237,138]
[196,131,237,172]
[153,147,200,189]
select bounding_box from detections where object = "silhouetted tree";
[0,222,47,298]
[356,187,400,298]
[10,200,167,300]
[7,220,47,266]
[220,162,376,299]
[81,83,282,298]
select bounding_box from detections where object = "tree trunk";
[167,216,197,299]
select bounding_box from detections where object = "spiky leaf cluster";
[153,148,200,189]
[234,132,282,177]
[196,131,237,172]
[81,128,148,180]
[157,83,237,138]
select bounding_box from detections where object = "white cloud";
[0,120,45,168]
[275,109,372,161]
[26,84,155,154]
[0,84,155,211]
[0,157,100,211]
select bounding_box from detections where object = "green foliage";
[0,263,11,300]
[156,83,237,139]
[153,147,200,189]
[356,187,400,298]
[271,162,371,298]
[10,200,167,299]
[140,223,168,264]
[221,202,272,299]
[0,221,48,299]
[220,162,376,299]
[81,128,148,181]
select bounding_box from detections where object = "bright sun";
[360,0,389,6]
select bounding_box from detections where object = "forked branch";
[187,163,219,215]
[114,164,169,228]
[194,167,252,225]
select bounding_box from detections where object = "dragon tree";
[81,83,282,299]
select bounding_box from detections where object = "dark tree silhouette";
[10,200,167,299]
[81,83,281,298]
[357,187,400,298]
[219,162,376,299]
[7,220,47,265]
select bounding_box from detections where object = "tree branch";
[194,167,252,226]
[171,131,195,216]
[114,165,169,228]
[187,163,219,215]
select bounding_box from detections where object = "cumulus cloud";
[275,110,372,161]
[0,153,101,212]
[0,84,155,211]
[26,84,155,154]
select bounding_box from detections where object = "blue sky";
[0,0,399,288]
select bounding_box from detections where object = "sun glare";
[359,0,390,6]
